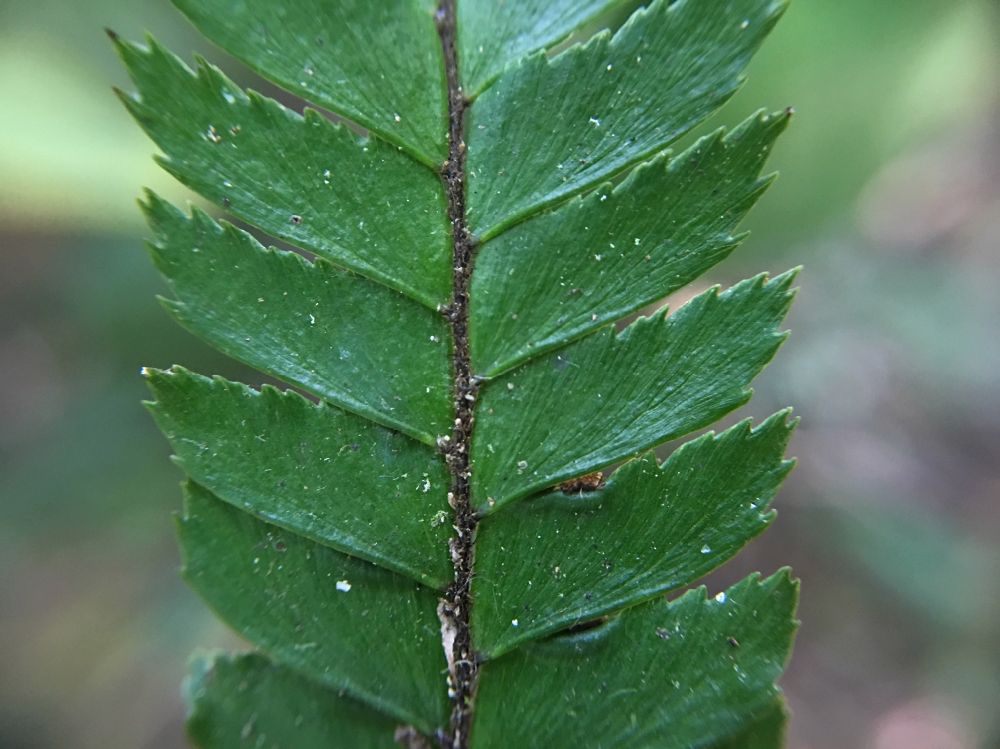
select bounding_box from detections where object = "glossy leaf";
[146,368,451,588]
[171,0,447,165]
[179,483,449,733]
[469,110,790,376]
[471,571,798,748]
[472,413,796,657]
[185,652,399,749]
[466,0,788,238]
[143,195,451,443]
[472,271,797,511]
[457,0,625,96]
[115,36,450,306]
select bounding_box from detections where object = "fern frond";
[117,0,802,745]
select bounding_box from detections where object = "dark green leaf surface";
[712,699,788,749]
[471,413,795,657]
[115,37,450,307]
[457,0,625,96]
[466,0,788,238]
[472,271,797,511]
[143,196,451,443]
[469,110,790,376]
[121,0,799,741]
[171,0,447,166]
[471,571,798,749]
[146,368,451,588]
[180,483,449,733]
[185,652,398,749]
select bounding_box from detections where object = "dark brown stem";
[435,2,479,748]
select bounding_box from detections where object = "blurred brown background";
[1,1,998,747]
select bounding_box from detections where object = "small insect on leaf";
[558,471,606,494]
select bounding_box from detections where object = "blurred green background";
[1,1,998,747]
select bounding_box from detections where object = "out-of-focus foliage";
[0,0,192,234]
[0,1,998,748]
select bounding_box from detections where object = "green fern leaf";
[472,572,798,748]
[117,0,802,745]
[712,700,789,749]
[465,0,787,237]
[469,110,790,376]
[471,412,797,657]
[147,369,452,586]
[185,652,400,748]
[115,38,451,306]
[457,1,626,95]
[142,196,452,443]
[172,0,448,165]
[471,270,796,511]
[179,482,448,729]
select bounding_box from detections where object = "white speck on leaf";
[336,580,352,592]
